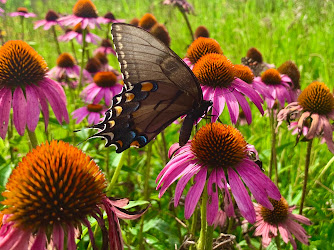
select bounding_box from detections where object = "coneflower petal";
[13,87,27,136]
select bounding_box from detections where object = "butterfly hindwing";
[91,80,196,153]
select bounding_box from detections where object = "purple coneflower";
[48,52,92,87]
[72,103,107,124]
[184,37,223,69]
[138,13,158,30]
[0,0,6,4]
[194,25,210,39]
[253,68,292,109]
[94,52,118,72]
[163,0,194,14]
[0,40,68,139]
[9,7,36,18]
[58,23,101,45]
[156,123,281,224]
[192,53,264,124]
[277,60,301,102]
[58,0,101,29]
[277,81,334,153]
[81,71,123,106]
[0,140,147,250]
[34,10,61,30]
[0,8,3,15]
[94,38,116,55]
[254,197,311,249]
[150,23,171,47]
[97,11,125,24]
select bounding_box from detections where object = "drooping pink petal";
[0,223,30,250]
[211,87,226,122]
[321,118,334,153]
[108,198,129,208]
[67,225,76,250]
[228,168,256,223]
[174,163,202,206]
[25,85,40,132]
[0,88,12,139]
[285,219,310,245]
[13,87,27,136]
[232,90,252,124]
[184,167,207,219]
[35,86,50,130]
[275,84,291,107]
[83,218,97,249]
[72,107,89,124]
[30,228,47,250]
[34,20,47,29]
[206,169,219,225]
[52,224,64,250]
[277,223,290,243]
[222,87,239,124]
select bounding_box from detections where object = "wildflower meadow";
[0,0,333,249]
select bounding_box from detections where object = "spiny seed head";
[56,53,76,68]
[1,140,106,231]
[94,52,108,65]
[104,12,115,20]
[87,103,103,112]
[73,0,98,18]
[193,53,235,88]
[246,47,263,63]
[234,64,254,84]
[260,197,289,225]
[93,72,117,87]
[139,13,157,30]
[150,23,171,47]
[191,123,247,168]
[261,68,282,85]
[130,18,140,26]
[187,37,223,64]
[85,57,101,73]
[45,10,59,21]
[194,25,210,39]
[101,39,112,48]
[0,40,48,88]
[277,60,300,90]
[17,7,28,13]
[298,81,334,115]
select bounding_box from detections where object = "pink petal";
[30,228,47,250]
[67,225,76,250]
[25,85,40,132]
[216,168,234,217]
[0,88,12,139]
[223,88,239,124]
[228,168,256,223]
[174,163,202,206]
[232,90,252,124]
[52,224,64,250]
[184,167,207,219]
[13,87,27,136]
[211,87,226,122]
[206,169,219,225]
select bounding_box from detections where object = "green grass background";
[0,0,333,249]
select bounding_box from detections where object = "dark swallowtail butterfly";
[90,23,212,153]
[241,57,265,77]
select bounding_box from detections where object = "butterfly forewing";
[111,23,202,102]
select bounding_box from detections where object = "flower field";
[0,0,333,249]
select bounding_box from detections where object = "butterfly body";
[90,23,211,153]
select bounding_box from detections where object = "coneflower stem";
[27,129,39,148]
[106,152,126,195]
[275,235,281,250]
[198,183,212,250]
[299,139,313,215]
[20,16,25,40]
[138,142,153,250]
[51,26,61,55]
[269,109,278,184]
[106,23,111,39]
[78,28,87,89]
[70,40,78,62]
[8,114,14,163]
[177,6,194,41]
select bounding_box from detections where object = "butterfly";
[241,57,265,77]
[90,23,212,153]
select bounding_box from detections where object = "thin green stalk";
[106,152,126,195]
[311,156,334,190]
[8,114,14,163]
[189,205,198,250]
[78,28,87,89]
[27,129,39,148]
[20,16,25,40]
[198,183,212,250]
[138,143,153,250]
[160,130,168,164]
[299,139,313,215]
[70,40,78,61]
[177,6,194,41]
[105,148,110,179]
[269,109,278,184]
[106,23,111,39]
[275,235,281,250]
[51,26,61,55]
